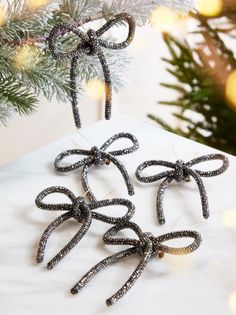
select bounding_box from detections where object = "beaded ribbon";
[71,221,201,306]
[54,132,139,202]
[48,13,135,128]
[35,186,135,269]
[136,153,229,224]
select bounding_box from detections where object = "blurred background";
[0,0,236,166]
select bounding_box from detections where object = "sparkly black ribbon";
[136,153,229,224]
[35,186,135,269]
[71,221,201,306]
[48,13,136,129]
[54,132,139,201]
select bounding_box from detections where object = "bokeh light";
[150,7,187,32]
[222,209,236,228]
[86,79,104,101]
[13,45,40,71]
[196,0,223,17]
[229,291,236,314]
[27,0,52,11]
[0,6,5,26]
[225,70,236,112]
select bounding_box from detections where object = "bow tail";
[106,240,152,306]
[188,169,209,219]
[36,212,72,263]
[109,155,135,196]
[97,51,112,120]
[47,212,93,270]
[81,164,97,202]
[71,247,137,295]
[70,56,81,129]
[156,177,173,225]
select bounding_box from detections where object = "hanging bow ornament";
[35,186,135,270]
[71,221,201,306]
[48,13,136,129]
[54,132,139,202]
[136,153,229,225]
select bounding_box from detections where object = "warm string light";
[195,0,223,17]
[0,5,5,26]
[225,70,236,112]
[27,0,52,11]
[150,6,188,32]
[12,45,40,71]
[229,291,236,314]
[86,79,104,102]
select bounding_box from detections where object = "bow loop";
[89,198,135,224]
[186,153,229,177]
[103,221,145,247]
[35,186,77,211]
[135,160,176,183]
[155,230,202,255]
[100,132,139,156]
[95,13,136,49]
[54,149,92,173]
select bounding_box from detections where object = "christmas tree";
[0,0,193,125]
[149,0,236,155]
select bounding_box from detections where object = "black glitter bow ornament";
[35,186,135,270]
[48,13,136,129]
[54,132,139,202]
[136,153,229,224]
[71,221,201,306]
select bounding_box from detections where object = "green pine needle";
[150,32,236,155]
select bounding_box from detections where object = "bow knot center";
[72,197,88,221]
[174,159,189,182]
[138,232,164,258]
[90,146,109,166]
[83,29,99,56]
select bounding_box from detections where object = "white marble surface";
[0,117,236,315]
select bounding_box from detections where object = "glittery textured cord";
[71,221,201,306]
[136,153,229,224]
[35,186,135,269]
[48,13,135,129]
[54,132,139,202]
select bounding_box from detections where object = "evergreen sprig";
[0,75,37,118]
[149,33,236,155]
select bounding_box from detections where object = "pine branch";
[0,75,37,116]
[150,33,236,155]
[148,113,177,132]
[0,103,13,126]
[59,0,103,20]
[19,53,71,101]
[148,113,186,135]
